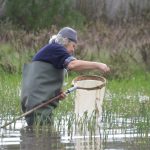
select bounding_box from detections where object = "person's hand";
[98,63,110,73]
[59,91,67,100]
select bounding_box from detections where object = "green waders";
[21,61,64,126]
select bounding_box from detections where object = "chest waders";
[21,61,64,125]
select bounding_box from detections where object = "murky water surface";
[0,114,150,150]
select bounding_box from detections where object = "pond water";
[0,113,150,150]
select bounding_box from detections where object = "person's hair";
[49,34,71,47]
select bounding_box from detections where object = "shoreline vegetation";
[0,20,150,78]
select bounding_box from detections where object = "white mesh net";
[73,76,106,119]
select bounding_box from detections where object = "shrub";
[5,0,85,30]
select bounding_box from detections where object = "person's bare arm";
[67,60,110,73]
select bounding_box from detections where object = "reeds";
[0,72,21,129]
[0,63,150,140]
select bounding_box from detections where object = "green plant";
[5,0,85,30]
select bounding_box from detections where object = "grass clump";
[0,72,21,126]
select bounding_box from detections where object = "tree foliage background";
[4,0,85,30]
[2,0,150,30]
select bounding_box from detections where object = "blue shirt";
[32,43,76,69]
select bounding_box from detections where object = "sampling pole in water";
[0,86,77,128]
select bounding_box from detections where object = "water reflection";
[20,128,64,150]
[0,128,20,150]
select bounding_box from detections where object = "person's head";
[49,27,77,54]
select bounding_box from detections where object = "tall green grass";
[0,72,21,126]
[53,71,150,137]
[0,68,150,139]
[102,72,150,139]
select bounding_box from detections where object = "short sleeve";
[63,56,76,69]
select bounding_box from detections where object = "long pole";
[1,86,77,128]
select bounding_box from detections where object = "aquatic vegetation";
[0,70,150,146]
[0,72,21,126]
[53,72,150,138]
